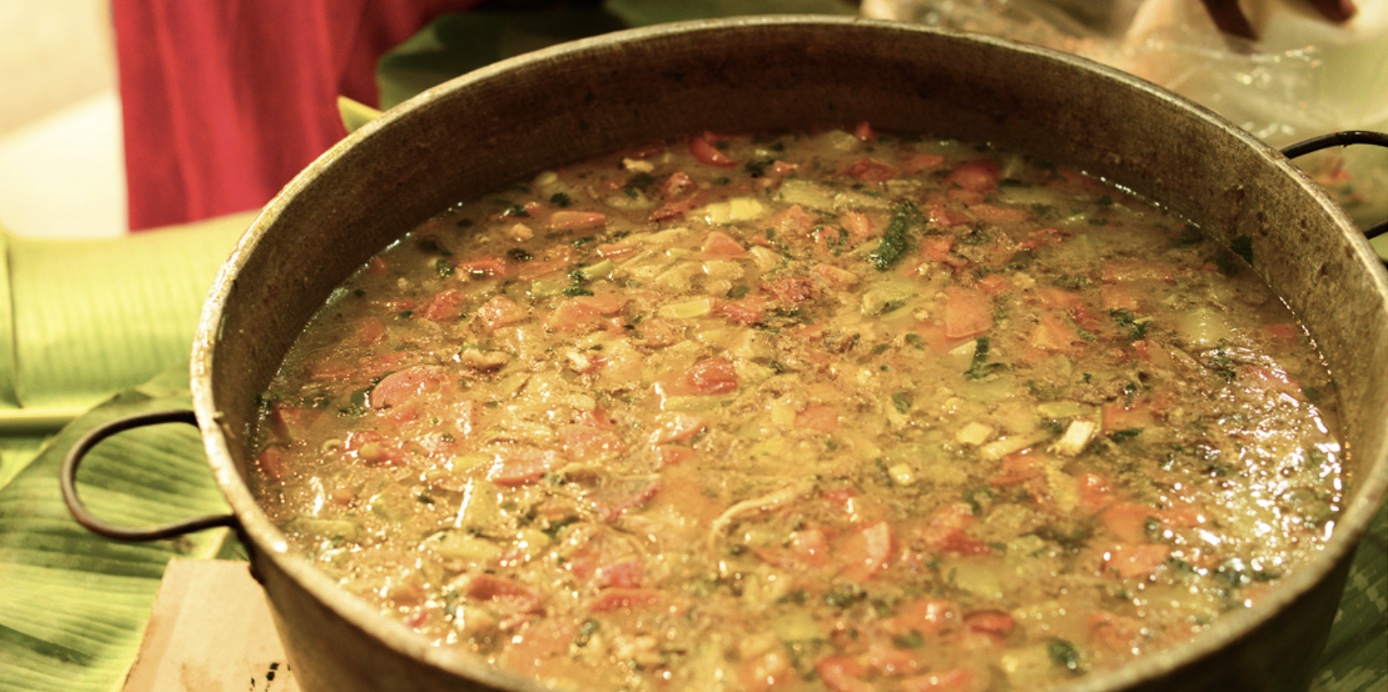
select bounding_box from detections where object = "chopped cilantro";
[417,238,451,256]
[1048,638,1082,672]
[1108,308,1149,341]
[1110,427,1143,443]
[965,337,1003,380]
[624,172,656,193]
[824,583,866,608]
[869,201,923,271]
[744,158,775,178]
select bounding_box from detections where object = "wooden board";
[123,558,300,692]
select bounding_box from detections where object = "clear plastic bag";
[861,0,1388,228]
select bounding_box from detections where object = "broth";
[253,126,1345,690]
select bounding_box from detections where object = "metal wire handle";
[61,409,240,541]
[1280,130,1388,241]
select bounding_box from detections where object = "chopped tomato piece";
[853,121,877,141]
[963,610,1016,638]
[345,430,407,467]
[889,598,959,636]
[772,204,817,241]
[651,413,707,444]
[970,203,1028,224]
[816,656,875,692]
[558,421,624,461]
[515,245,575,280]
[765,274,817,305]
[926,199,973,228]
[943,286,994,340]
[797,404,841,432]
[422,288,467,321]
[713,296,767,325]
[654,443,693,467]
[810,264,856,292]
[477,295,529,330]
[256,445,290,482]
[689,132,737,168]
[920,235,956,263]
[371,365,447,409]
[651,171,706,221]
[547,293,628,332]
[701,230,748,258]
[843,157,900,182]
[457,256,513,277]
[944,159,1000,193]
[839,210,874,241]
[486,447,561,486]
[975,273,1011,297]
[1100,502,1160,544]
[1021,226,1069,250]
[547,210,607,232]
[840,521,893,580]
[596,238,640,259]
[467,574,543,613]
[350,317,388,346]
[1031,313,1083,352]
[633,316,686,347]
[595,480,661,523]
[686,357,739,395]
[790,527,831,568]
[1100,283,1142,312]
[1077,472,1111,509]
[900,152,947,175]
[1107,543,1172,579]
[920,504,988,555]
[595,559,643,589]
[1101,400,1155,433]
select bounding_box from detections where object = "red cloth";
[113,0,479,231]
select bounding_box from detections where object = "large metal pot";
[84,16,1388,691]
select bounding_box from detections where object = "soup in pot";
[252,125,1346,690]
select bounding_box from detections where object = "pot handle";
[1280,130,1388,242]
[61,409,241,541]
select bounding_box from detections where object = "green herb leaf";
[869,202,923,271]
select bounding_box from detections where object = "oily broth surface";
[253,128,1345,690]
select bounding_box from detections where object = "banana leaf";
[0,213,249,690]
[4,216,249,413]
[0,364,237,692]
[375,0,857,109]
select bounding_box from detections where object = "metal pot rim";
[188,15,1388,690]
